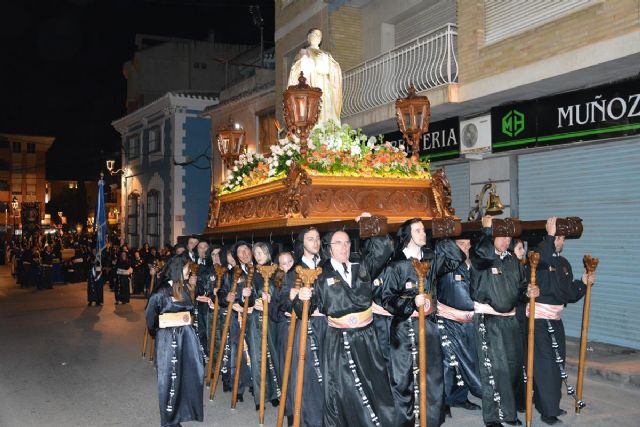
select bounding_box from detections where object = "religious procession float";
[196,29,597,426]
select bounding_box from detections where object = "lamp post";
[395,83,431,161]
[11,196,18,236]
[283,72,322,157]
[106,160,128,244]
[216,120,247,173]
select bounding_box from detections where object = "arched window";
[127,192,140,248]
[146,190,161,248]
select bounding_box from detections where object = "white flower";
[367,136,376,148]
[232,165,238,172]
[286,159,292,166]
[350,145,361,156]
[399,144,406,151]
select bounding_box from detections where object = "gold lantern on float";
[395,83,430,161]
[283,72,322,156]
[217,120,247,170]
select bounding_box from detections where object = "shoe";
[558,409,567,416]
[452,399,481,410]
[541,415,562,425]
[444,405,452,418]
[223,384,231,392]
[271,398,280,407]
[96,303,102,306]
[87,302,92,306]
[287,415,294,427]
[236,393,243,402]
[485,423,503,427]
[506,420,522,426]
[255,404,260,411]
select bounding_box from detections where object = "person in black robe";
[295,225,397,427]
[436,238,482,412]
[40,245,54,290]
[375,218,464,427]
[215,242,252,401]
[87,262,104,306]
[194,241,214,352]
[243,241,281,409]
[278,227,326,427]
[470,215,539,427]
[145,255,204,427]
[115,251,132,304]
[529,217,594,425]
[132,251,148,295]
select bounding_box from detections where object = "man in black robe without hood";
[529,217,595,425]
[470,215,539,427]
[295,216,397,427]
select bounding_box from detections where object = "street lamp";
[106,160,128,176]
[216,119,247,171]
[283,72,322,157]
[11,196,18,236]
[395,83,431,161]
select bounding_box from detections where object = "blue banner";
[95,174,107,264]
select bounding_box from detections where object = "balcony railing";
[342,23,458,118]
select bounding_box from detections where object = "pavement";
[0,264,639,427]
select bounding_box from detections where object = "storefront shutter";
[444,162,470,220]
[518,139,640,349]
[394,0,456,46]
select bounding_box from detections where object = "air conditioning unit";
[459,114,492,156]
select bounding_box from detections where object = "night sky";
[0,0,274,180]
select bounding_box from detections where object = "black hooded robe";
[530,235,586,417]
[376,239,464,427]
[470,228,528,425]
[145,281,204,427]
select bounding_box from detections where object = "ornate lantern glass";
[283,72,322,155]
[11,196,18,211]
[216,121,246,170]
[395,84,431,160]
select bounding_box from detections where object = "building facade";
[0,133,55,236]
[112,92,217,248]
[269,0,640,348]
[123,34,252,113]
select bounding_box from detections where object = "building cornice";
[111,92,219,135]
[0,133,55,150]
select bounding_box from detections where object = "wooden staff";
[141,269,157,357]
[143,263,160,360]
[525,251,540,427]
[576,254,599,414]
[412,259,432,427]
[209,266,242,401]
[231,265,256,409]
[257,264,278,424]
[205,264,228,386]
[276,275,302,427]
[293,266,322,427]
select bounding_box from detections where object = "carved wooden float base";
[204,166,456,236]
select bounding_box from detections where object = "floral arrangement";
[220,121,430,194]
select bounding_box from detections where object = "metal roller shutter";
[518,139,640,349]
[484,0,593,44]
[394,0,456,46]
[444,162,470,220]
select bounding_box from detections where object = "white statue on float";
[288,28,342,128]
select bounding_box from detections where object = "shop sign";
[382,116,460,161]
[492,77,640,152]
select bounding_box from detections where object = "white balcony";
[342,23,458,119]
